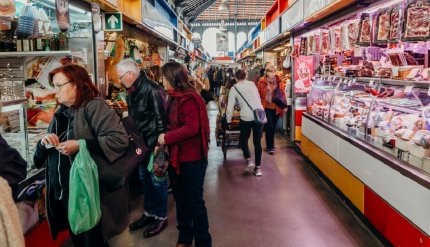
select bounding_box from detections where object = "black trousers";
[264,108,279,150]
[239,120,263,166]
[169,160,212,247]
[58,197,108,247]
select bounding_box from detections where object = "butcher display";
[403,0,430,41]
[321,30,330,54]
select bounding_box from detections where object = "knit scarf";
[266,76,277,103]
[166,89,210,174]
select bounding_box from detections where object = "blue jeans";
[169,159,212,247]
[139,162,168,218]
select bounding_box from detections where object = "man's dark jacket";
[0,134,27,201]
[127,71,167,149]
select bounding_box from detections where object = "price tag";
[405,86,414,94]
[369,79,374,87]
[427,86,430,96]
[352,78,357,84]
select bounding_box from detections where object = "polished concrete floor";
[106,102,386,247]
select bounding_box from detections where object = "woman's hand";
[56,140,80,156]
[41,133,60,148]
[158,133,166,145]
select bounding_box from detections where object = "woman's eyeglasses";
[53,81,72,90]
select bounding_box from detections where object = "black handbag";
[233,86,267,125]
[200,89,214,103]
[90,116,150,192]
[273,86,287,109]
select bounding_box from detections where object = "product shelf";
[0,51,71,57]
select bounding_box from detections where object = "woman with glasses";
[33,64,129,247]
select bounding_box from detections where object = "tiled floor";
[106,101,386,247]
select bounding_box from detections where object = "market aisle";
[107,101,386,247]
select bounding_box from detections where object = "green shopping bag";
[68,140,101,234]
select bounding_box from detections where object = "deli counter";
[302,75,430,244]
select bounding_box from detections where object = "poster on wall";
[216,33,228,52]
[294,56,314,94]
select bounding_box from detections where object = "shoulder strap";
[233,85,253,111]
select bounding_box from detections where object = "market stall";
[295,0,430,245]
[0,0,95,245]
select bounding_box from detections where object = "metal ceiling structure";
[176,0,274,23]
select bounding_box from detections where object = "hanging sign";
[265,18,280,42]
[281,0,303,32]
[55,0,70,32]
[103,12,123,31]
[294,56,314,94]
[91,3,101,33]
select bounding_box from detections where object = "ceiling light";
[219,0,229,12]
[219,20,227,32]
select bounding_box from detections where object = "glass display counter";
[307,76,430,175]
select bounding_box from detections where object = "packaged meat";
[357,13,372,46]
[300,37,307,55]
[321,30,330,54]
[314,32,320,53]
[389,7,402,42]
[402,0,430,41]
[307,35,315,55]
[329,28,336,53]
[376,67,392,78]
[375,9,390,44]
[342,21,358,50]
[334,27,342,52]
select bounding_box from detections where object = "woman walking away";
[226,69,264,177]
[257,65,286,155]
[33,64,129,247]
[158,61,212,247]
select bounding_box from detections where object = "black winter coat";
[0,134,27,201]
[127,71,167,149]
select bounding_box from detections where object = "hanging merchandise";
[39,8,51,36]
[300,37,307,55]
[402,0,430,42]
[320,30,330,54]
[31,6,42,37]
[334,27,342,52]
[55,0,70,32]
[357,13,372,46]
[105,37,125,87]
[0,0,16,31]
[16,5,34,38]
[375,9,391,44]
[314,31,320,53]
[389,6,402,42]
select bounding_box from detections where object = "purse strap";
[233,85,254,111]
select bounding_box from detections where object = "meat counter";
[303,75,430,245]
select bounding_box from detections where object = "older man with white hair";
[116,59,168,238]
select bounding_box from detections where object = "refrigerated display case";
[306,76,430,175]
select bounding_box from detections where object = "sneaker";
[244,160,255,173]
[253,167,262,177]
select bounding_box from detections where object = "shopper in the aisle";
[116,59,169,238]
[158,61,212,247]
[226,69,264,176]
[34,64,129,247]
[215,65,226,96]
[257,65,286,154]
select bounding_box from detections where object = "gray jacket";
[34,98,129,241]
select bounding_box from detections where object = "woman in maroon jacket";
[158,61,212,247]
